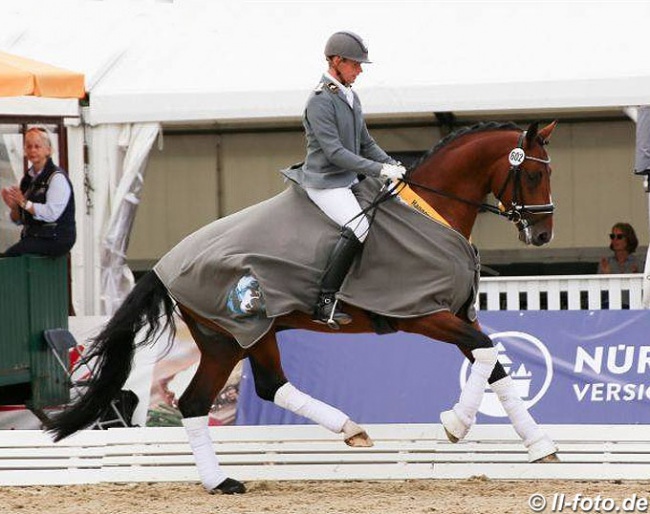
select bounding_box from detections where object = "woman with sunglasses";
[598,222,641,274]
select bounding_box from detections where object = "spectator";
[598,222,641,274]
[0,127,76,257]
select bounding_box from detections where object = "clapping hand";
[1,186,24,209]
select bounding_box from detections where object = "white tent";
[1,0,650,314]
[5,0,650,123]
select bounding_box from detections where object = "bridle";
[401,130,554,232]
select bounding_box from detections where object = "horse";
[46,120,559,495]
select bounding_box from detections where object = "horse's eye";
[525,170,543,186]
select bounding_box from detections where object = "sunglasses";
[609,233,626,240]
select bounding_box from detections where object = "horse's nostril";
[537,232,550,244]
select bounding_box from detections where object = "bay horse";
[47,121,559,494]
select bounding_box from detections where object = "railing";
[2,424,650,485]
[478,274,645,311]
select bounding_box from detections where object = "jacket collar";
[321,73,354,110]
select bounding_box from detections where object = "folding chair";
[43,328,134,429]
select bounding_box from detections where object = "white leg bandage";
[452,347,498,426]
[491,375,557,460]
[274,382,348,433]
[182,415,227,491]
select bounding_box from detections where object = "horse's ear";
[537,120,559,144]
[525,122,540,146]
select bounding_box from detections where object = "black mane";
[409,121,521,172]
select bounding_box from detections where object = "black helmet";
[324,31,371,63]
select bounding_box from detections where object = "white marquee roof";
[1,0,650,125]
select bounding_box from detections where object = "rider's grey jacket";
[282,74,396,189]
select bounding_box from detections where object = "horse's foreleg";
[440,345,497,442]
[458,321,559,462]
[248,332,373,447]
[178,313,246,495]
[490,375,558,462]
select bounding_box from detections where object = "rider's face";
[334,57,362,86]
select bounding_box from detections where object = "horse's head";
[494,121,557,246]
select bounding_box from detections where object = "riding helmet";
[324,31,371,63]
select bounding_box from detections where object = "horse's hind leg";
[402,311,498,443]
[177,312,246,495]
[247,330,373,447]
[456,322,559,462]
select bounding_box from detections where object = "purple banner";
[235,311,650,425]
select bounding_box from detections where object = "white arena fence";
[478,273,644,311]
[1,273,647,486]
[3,424,650,486]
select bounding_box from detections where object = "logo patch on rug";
[226,274,266,318]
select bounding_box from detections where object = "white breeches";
[305,186,369,242]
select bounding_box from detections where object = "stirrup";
[313,296,351,329]
[326,298,342,330]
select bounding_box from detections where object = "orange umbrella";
[0,51,84,98]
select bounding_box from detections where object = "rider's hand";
[380,163,406,181]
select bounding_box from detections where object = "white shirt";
[28,167,72,223]
[324,72,354,108]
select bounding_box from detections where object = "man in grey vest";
[282,31,406,328]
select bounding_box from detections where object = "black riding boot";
[313,227,363,329]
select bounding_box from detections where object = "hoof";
[528,436,560,462]
[534,452,561,463]
[440,409,469,443]
[211,477,246,495]
[342,420,374,447]
[528,437,559,463]
[345,430,374,447]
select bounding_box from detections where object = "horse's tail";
[46,271,176,441]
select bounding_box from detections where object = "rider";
[282,31,406,327]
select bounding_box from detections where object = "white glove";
[379,163,406,180]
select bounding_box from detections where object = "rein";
[402,130,554,227]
